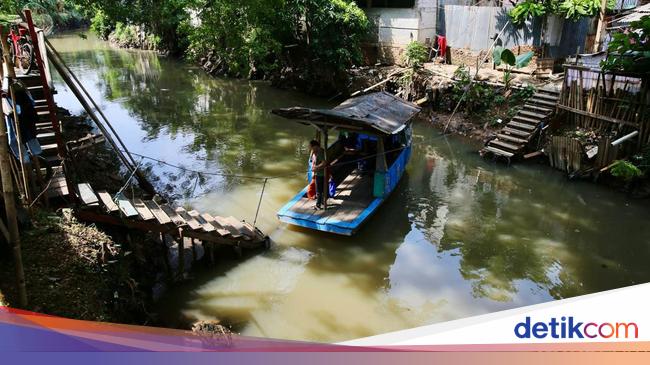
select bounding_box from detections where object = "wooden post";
[160,233,172,278]
[593,0,608,53]
[0,27,31,205]
[8,84,32,206]
[177,229,185,279]
[191,237,197,262]
[208,242,215,264]
[322,127,328,209]
[374,137,387,198]
[0,65,28,307]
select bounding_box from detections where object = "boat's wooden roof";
[272,91,421,135]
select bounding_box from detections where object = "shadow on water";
[49,32,650,342]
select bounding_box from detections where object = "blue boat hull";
[277,144,411,235]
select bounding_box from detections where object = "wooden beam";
[557,104,639,127]
[96,190,119,212]
[351,68,405,96]
[0,54,28,306]
[75,209,176,234]
[24,10,66,160]
[178,228,185,278]
[133,198,155,220]
[524,151,545,159]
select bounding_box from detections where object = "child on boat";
[309,140,327,210]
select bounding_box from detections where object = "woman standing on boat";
[309,140,327,210]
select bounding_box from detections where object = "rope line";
[253,178,268,226]
[119,135,445,183]
[113,157,145,202]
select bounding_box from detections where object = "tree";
[1,0,84,32]
[182,0,368,76]
[601,15,650,74]
[73,0,190,53]
[508,0,614,24]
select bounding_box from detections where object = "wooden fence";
[559,65,650,149]
[549,65,649,175]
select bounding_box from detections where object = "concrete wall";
[363,2,591,64]
[365,7,420,46]
[364,0,438,63]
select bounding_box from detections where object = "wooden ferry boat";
[272,92,421,235]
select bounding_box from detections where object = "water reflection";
[50,32,650,342]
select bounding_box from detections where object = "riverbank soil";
[0,208,162,322]
[0,110,176,322]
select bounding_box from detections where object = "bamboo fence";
[549,65,649,173]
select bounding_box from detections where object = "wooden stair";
[19,73,104,199]
[481,88,559,160]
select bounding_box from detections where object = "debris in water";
[192,320,233,348]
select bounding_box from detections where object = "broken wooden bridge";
[14,23,270,273]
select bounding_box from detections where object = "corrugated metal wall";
[443,5,541,51]
[442,5,590,58]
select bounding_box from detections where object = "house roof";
[271,91,421,135]
[611,3,650,28]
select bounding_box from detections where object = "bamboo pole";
[0,64,28,307]
[322,127,328,210]
[0,27,30,204]
[178,229,185,279]
[44,41,156,196]
[8,84,32,206]
[593,0,609,53]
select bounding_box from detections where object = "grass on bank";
[0,210,118,320]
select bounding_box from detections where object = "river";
[49,32,650,342]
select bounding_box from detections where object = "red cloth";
[436,35,446,58]
[307,179,316,200]
[307,154,317,199]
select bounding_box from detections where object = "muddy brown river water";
[50,32,650,342]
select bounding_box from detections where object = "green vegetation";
[601,15,650,74]
[75,0,188,52]
[492,46,534,89]
[450,66,497,115]
[4,1,368,85]
[0,0,85,31]
[610,160,643,181]
[109,22,160,50]
[182,0,368,76]
[403,40,428,69]
[81,0,368,78]
[89,9,112,39]
[509,0,615,24]
[447,65,536,125]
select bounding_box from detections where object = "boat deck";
[279,170,380,234]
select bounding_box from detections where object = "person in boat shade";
[309,139,327,210]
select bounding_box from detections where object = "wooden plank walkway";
[17,58,269,255]
[72,181,268,249]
